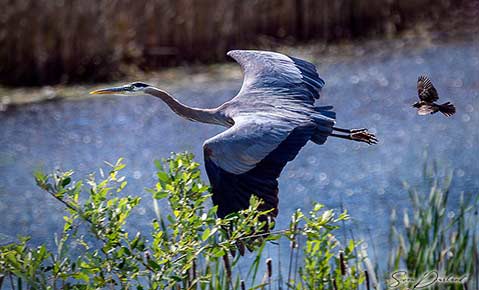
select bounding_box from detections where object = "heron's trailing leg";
[331,127,378,144]
[332,127,368,133]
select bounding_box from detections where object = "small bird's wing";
[417,75,439,102]
[227,50,325,105]
[203,114,315,218]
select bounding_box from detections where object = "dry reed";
[0,0,463,86]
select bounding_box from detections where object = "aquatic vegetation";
[0,153,366,289]
[388,162,478,290]
[2,153,475,289]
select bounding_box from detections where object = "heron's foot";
[350,129,378,145]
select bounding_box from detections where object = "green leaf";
[212,248,225,258]
[154,160,162,170]
[202,228,211,241]
[157,172,169,183]
[147,259,161,271]
[131,233,141,249]
[154,191,169,200]
[118,181,127,192]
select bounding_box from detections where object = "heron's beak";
[89,85,129,95]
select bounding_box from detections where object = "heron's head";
[89,82,151,95]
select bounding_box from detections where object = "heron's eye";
[130,84,142,91]
[130,82,149,91]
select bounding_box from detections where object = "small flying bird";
[90,50,377,221]
[413,75,456,117]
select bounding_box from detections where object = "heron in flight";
[413,75,456,117]
[90,50,377,219]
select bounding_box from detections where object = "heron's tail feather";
[439,102,456,117]
[315,106,336,119]
[310,106,335,144]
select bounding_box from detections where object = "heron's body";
[201,51,337,217]
[91,50,377,220]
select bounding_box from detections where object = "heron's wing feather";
[203,114,296,175]
[417,75,439,102]
[204,116,315,217]
[228,50,325,104]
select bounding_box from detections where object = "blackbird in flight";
[413,75,456,117]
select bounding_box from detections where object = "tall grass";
[388,162,478,289]
[0,0,465,86]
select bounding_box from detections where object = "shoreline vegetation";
[0,0,469,87]
[0,21,477,110]
[0,153,367,289]
[1,0,478,109]
[0,153,477,289]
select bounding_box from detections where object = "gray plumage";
[90,50,377,220]
[204,50,335,176]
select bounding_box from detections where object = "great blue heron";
[90,50,377,219]
[413,75,456,116]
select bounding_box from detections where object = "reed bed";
[388,162,478,289]
[0,0,464,86]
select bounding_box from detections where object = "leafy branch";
[1,152,365,290]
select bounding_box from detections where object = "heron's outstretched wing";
[228,50,325,105]
[203,114,315,218]
[417,75,439,102]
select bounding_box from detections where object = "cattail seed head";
[223,254,232,280]
[266,258,273,278]
[192,258,197,280]
[339,251,346,276]
[403,209,410,228]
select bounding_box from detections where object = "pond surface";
[1,37,478,270]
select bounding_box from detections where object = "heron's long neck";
[145,87,230,126]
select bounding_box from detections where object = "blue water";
[1,38,478,273]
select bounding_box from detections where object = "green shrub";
[0,152,367,289]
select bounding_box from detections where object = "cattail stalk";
[287,214,299,285]
[365,270,371,290]
[222,254,232,282]
[332,278,338,290]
